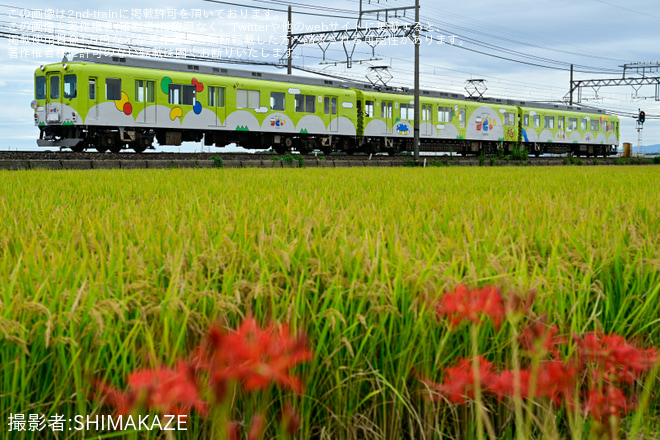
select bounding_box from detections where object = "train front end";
[33,58,86,151]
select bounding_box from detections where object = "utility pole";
[287,5,292,75]
[413,0,420,163]
[569,64,573,106]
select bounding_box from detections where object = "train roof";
[68,54,609,116]
[70,53,350,90]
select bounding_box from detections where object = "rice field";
[1,166,659,439]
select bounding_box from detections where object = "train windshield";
[64,74,77,98]
[35,76,46,99]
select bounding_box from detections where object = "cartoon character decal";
[396,123,410,135]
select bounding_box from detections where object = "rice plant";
[0,166,659,439]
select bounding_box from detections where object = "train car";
[33,54,358,153]
[352,88,618,157]
[519,103,619,157]
[356,86,522,155]
[33,54,619,157]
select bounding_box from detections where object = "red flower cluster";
[520,322,565,359]
[576,332,657,384]
[425,357,577,406]
[585,386,633,422]
[95,317,312,428]
[422,357,496,404]
[95,361,207,417]
[436,285,505,328]
[195,317,313,400]
[425,285,660,432]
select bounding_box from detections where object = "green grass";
[1,166,659,439]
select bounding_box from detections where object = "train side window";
[218,88,225,107]
[305,95,315,113]
[88,79,95,100]
[459,108,465,128]
[590,120,599,131]
[50,76,60,99]
[533,115,540,128]
[209,87,226,107]
[558,116,564,130]
[400,103,408,120]
[438,107,452,123]
[523,114,529,127]
[544,116,554,129]
[581,118,587,130]
[36,76,46,100]
[400,103,414,121]
[169,84,182,105]
[381,101,392,119]
[63,74,76,98]
[146,81,154,103]
[182,85,196,105]
[237,89,247,108]
[365,101,374,117]
[271,92,285,111]
[106,78,121,101]
[237,89,260,109]
[295,94,315,113]
[504,112,515,126]
[136,80,145,103]
[422,105,432,122]
[569,118,577,130]
[209,87,216,106]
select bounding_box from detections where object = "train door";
[422,104,433,136]
[324,96,338,132]
[88,77,98,122]
[382,101,393,134]
[135,79,156,124]
[209,86,226,127]
[45,71,61,123]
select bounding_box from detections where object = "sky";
[1,0,659,153]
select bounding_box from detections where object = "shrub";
[211,156,224,168]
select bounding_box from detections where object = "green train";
[33,54,619,156]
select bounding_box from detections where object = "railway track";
[0,150,409,162]
[0,150,649,170]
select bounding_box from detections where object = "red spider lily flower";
[93,380,134,416]
[202,317,312,397]
[422,357,497,404]
[488,369,532,401]
[520,322,565,359]
[126,360,208,416]
[576,332,658,384]
[535,360,578,406]
[436,285,505,329]
[584,385,633,422]
[95,360,207,417]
